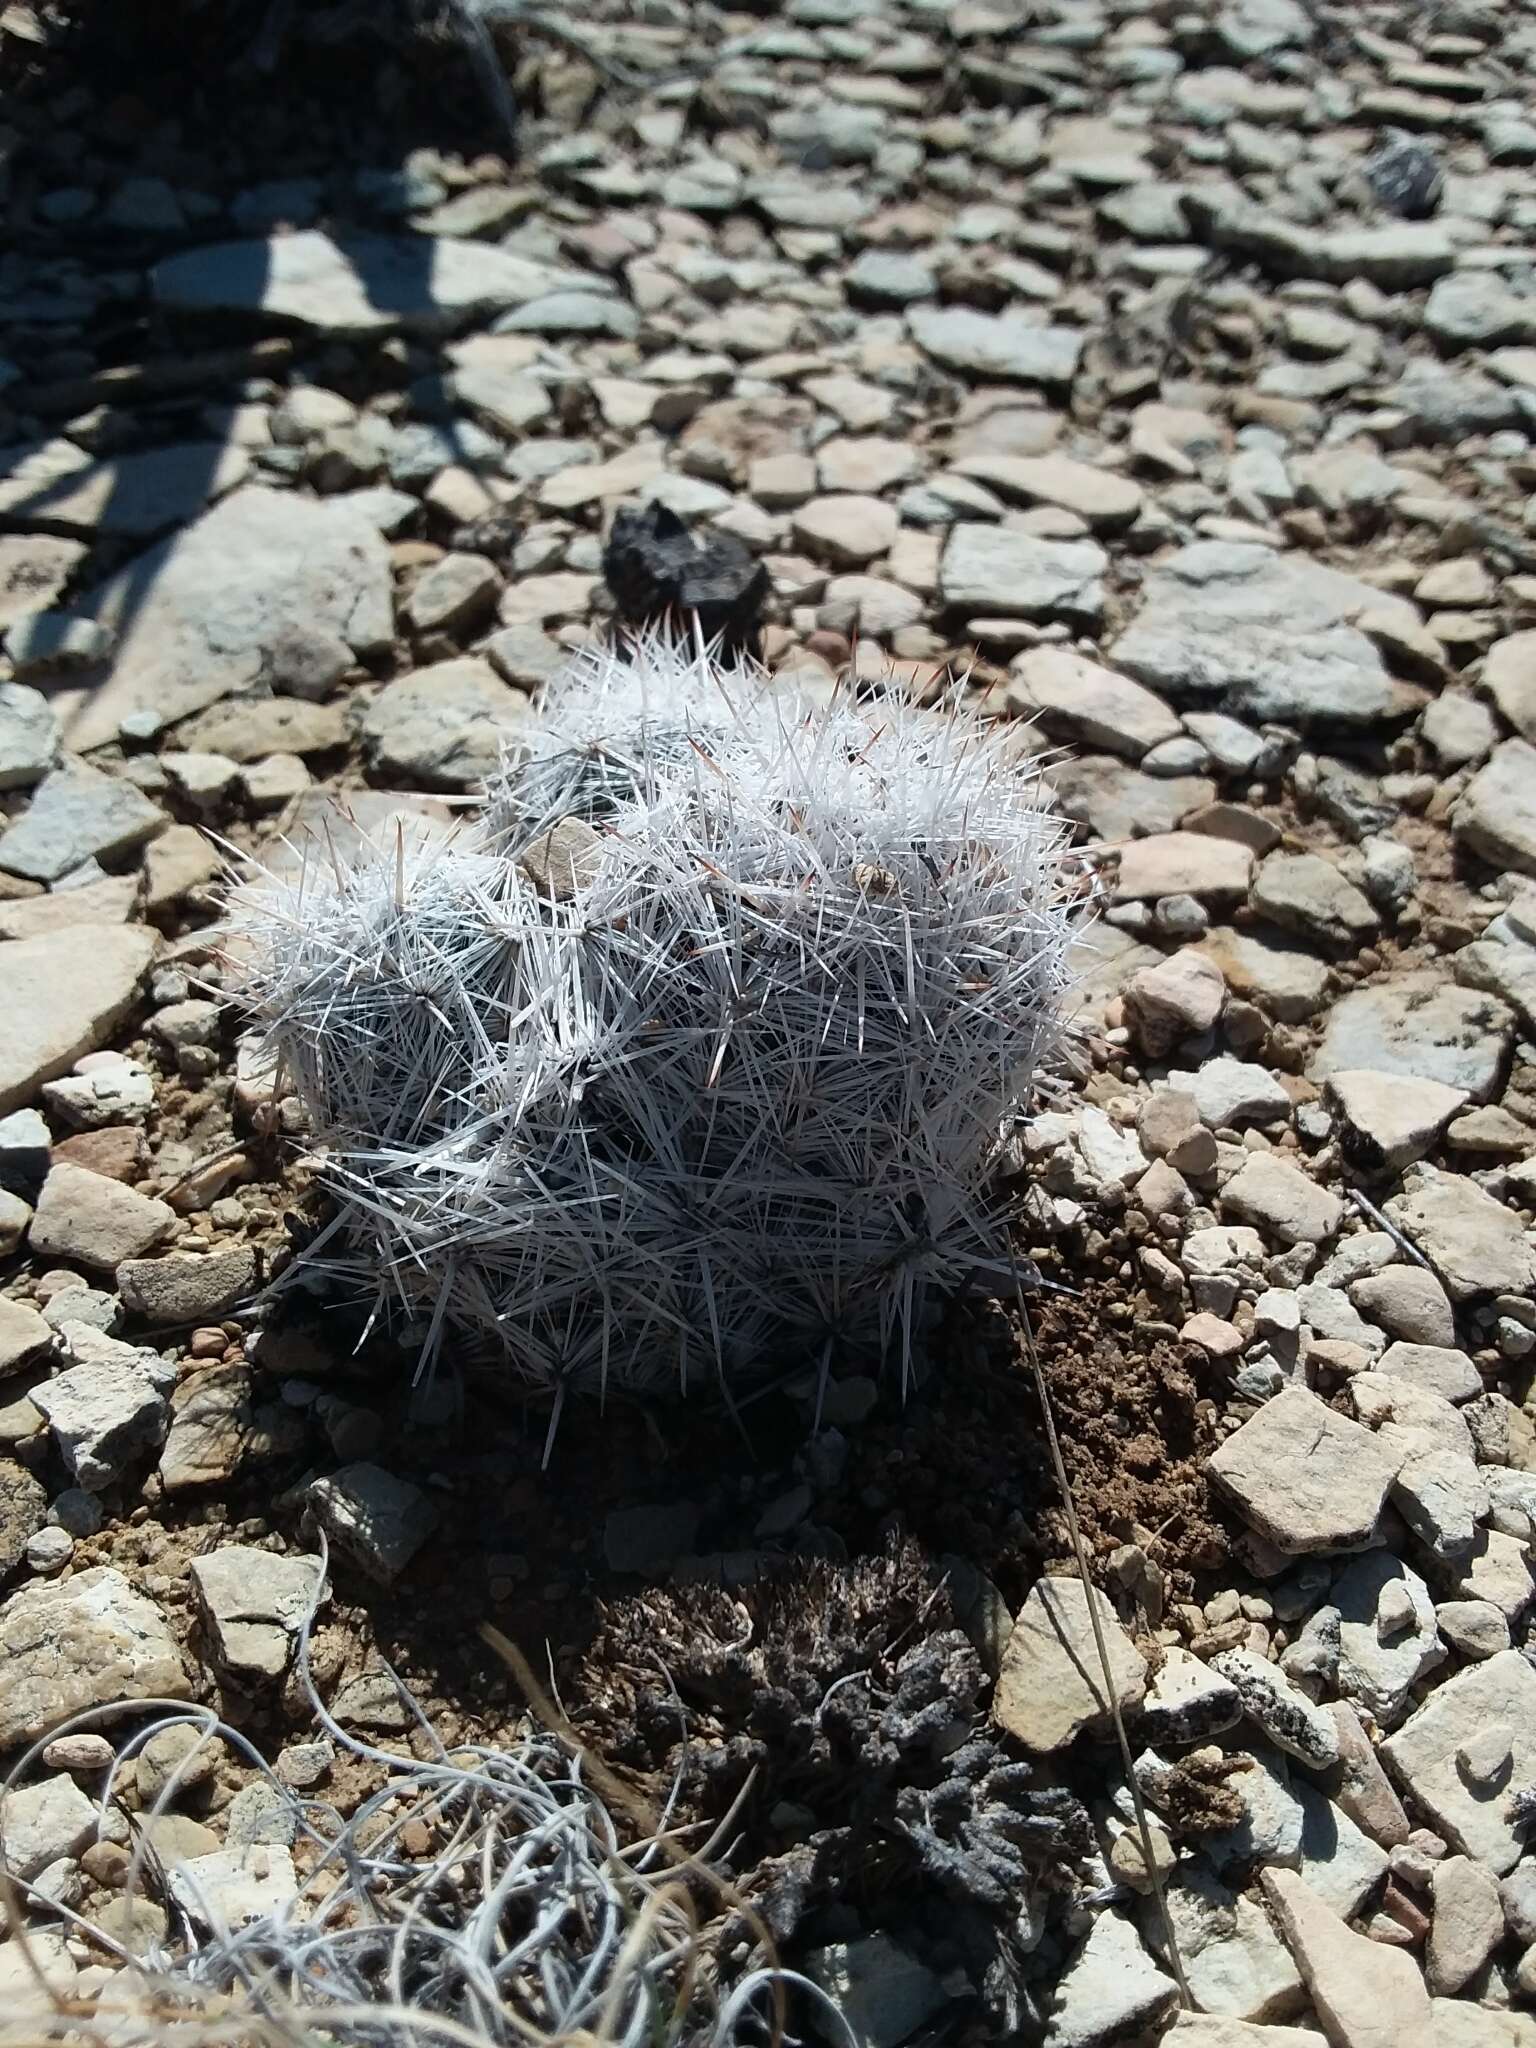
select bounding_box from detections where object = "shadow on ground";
[0,3,527,680]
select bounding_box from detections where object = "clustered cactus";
[232,634,1076,1416]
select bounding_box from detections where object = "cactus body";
[234,637,1077,1406]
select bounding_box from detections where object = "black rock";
[1364,134,1443,220]
[602,502,770,664]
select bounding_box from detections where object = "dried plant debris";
[576,1538,1093,2037]
[0,1541,847,2048]
[229,634,1076,1423]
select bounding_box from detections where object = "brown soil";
[71,1261,1235,1787]
[822,1280,1232,1616]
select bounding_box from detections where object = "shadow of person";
[1,4,521,741]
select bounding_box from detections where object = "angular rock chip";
[993,1575,1147,1752]
[61,487,392,753]
[0,1565,189,1748]
[1381,1650,1536,1875]
[307,1462,438,1585]
[1207,1388,1400,1555]
[190,1545,324,1682]
[1385,1168,1536,1303]
[29,1162,173,1271]
[0,927,157,1117]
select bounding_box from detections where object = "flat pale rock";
[817,437,922,495]
[1112,540,1422,729]
[748,179,869,231]
[190,1545,324,1680]
[174,696,346,763]
[118,1247,260,1326]
[909,306,1085,387]
[1359,1253,1458,1351]
[1428,1854,1503,1996]
[153,231,590,333]
[1261,1867,1432,2048]
[538,443,667,512]
[450,362,554,436]
[1221,1151,1344,1246]
[954,452,1142,529]
[0,1774,97,1880]
[1043,1908,1176,2048]
[29,1162,173,1270]
[1381,1649,1536,1874]
[167,1844,298,1931]
[361,658,537,789]
[0,1565,189,1747]
[31,1357,168,1492]
[1155,1859,1302,2021]
[60,487,392,754]
[0,873,139,942]
[1199,925,1328,1022]
[1251,851,1378,948]
[1189,192,1453,289]
[939,523,1105,621]
[791,495,899,568]
[1188,1055,1292,1129]
[0,609,87,683]
[1183,1225,1268,1278]
[1441,1526,1535,1624]
[1374,1341,1480,1404]
[1456,920,1536,1037]
[0,1296,51,1375]
[1324,1069,1468,1172]
[1385,1167,1536,1302]
[1454,738,1536,878]
[1483,631,1536,744]
[0,680,61,792]
[0,437,249,540]
[0,535,86,631]
[1428,2003,1536,2048]
[1048,756,1214,843]
[1309,977,1513,1104]
[0,925,157,1116]
[1166,2020,1330,2047]
[1294,1781,1391,1920]
[0,763,165,883]
[1115,831,1253,902]
[993,1574,1147,1752]
[1208,1386,1400,1555]
[1390,1436,1488,1562]
[1008,646,1180,759]
[307,1462,438,1584]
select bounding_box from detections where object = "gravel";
[4,4,1536,2037]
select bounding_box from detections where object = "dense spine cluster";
[232,636,1077,1412]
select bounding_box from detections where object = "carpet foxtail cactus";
[231,634,1078,1420]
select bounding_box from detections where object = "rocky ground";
[3,0,1536,2042]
